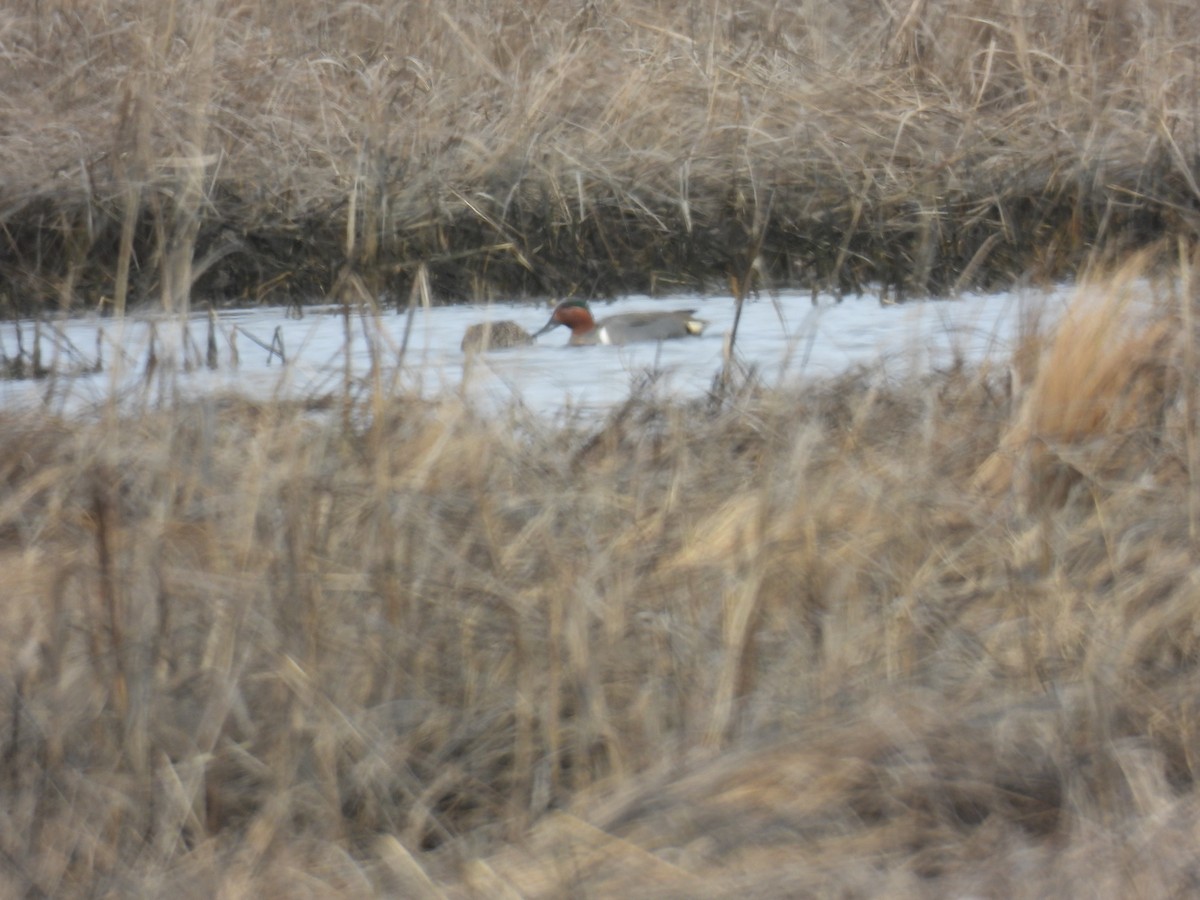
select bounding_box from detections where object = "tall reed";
[1,0,1198,311]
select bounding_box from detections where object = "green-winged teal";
[534,299,708,346]
[461,320,534,353]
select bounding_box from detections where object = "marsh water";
[0,286,1075,418]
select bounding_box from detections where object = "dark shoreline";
[0,170,1184,318]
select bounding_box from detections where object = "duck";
[461,320,534,353]
[534,299,708,346]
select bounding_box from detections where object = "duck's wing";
[598,310,700,327]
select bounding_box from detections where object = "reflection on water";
[0,287,1073,417]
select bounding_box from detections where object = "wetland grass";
[6,0,1200,893]
[1,0,1199,313]
[0,260,1199,894]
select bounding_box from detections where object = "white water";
[0,286,1075,418]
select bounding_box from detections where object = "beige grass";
[975,251,1182,510]
[2,0,1200,309]
[0,259,1196,895]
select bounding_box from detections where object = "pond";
[0,286,1073,418]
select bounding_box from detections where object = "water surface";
[0,286,1074,417]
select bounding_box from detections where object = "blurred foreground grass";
[1,256,1199,895]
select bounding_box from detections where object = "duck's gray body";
[576,310,707,345]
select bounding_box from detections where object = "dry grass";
[0,258,1198,895]
[3,0,1200,311]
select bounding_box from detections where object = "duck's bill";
[533,317,560,338]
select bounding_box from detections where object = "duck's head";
[534,299,595,338]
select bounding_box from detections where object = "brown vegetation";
[3,0,1200,313]
[0,258,1198,895]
